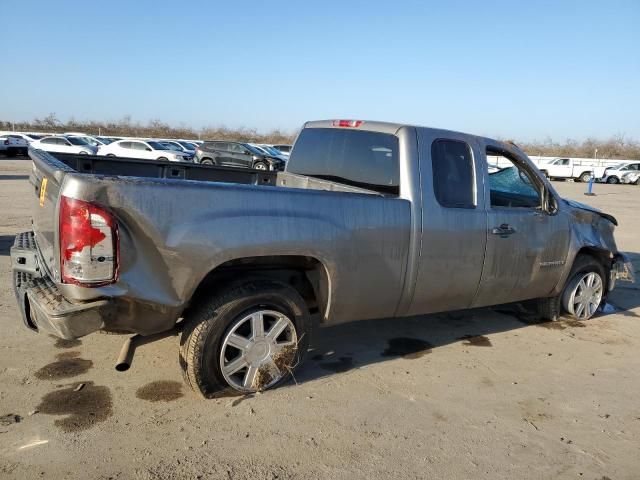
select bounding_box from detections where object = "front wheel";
[179,280,311,397]
[537,254,606,322]
[200,158,215,166]
[253,161,268,171]
[606,176,619,184]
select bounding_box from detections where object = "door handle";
[491,224,516,237]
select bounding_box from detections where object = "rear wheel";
[200,158,215,166]
[579,172,592,183]
[606,176,619,184]
[179,280,311,397]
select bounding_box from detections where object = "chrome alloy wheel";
[219,309,297,392]
[563,271,603,320]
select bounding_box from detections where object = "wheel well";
[189,255,329,317]
[575,247,612,285]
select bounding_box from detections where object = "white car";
[0,135,29,156]
[3,133,44,143]
[600,162,640,184]
[98,139,191,162]
[31,136,97,155]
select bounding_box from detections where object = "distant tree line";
[2,115,639,159]
[0,114,295,144]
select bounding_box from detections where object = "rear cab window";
[431,139,475,208]
[287,128,399,195]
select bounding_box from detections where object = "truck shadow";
[294,257,640,386]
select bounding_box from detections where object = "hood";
[564,198,618,226]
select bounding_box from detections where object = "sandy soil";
[0,157,638,479]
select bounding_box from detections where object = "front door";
[407,129,488,316]
[472,144,570,307]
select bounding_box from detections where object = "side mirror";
[243,150,251,155]
[146,147,152,151]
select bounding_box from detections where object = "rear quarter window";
[288,128,399,195]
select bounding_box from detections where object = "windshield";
[147,141,169,150]
[67,137,90,146]
[262,146,281,156]
[244,144,264,155]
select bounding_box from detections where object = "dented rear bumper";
[11,232,112,339]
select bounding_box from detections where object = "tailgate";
[29,149,73,279]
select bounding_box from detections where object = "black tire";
[579,172,592,183]
[6,147,17,158]
[606,176,619,184]
[200,158,215,166]
[179,280,311,398]
[537,254,606,322]
[253,161,268,170]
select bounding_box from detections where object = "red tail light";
[59,196,118,286]
[332,120,363,128]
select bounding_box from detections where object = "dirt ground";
[1,157,639,479]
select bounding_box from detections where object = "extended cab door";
[407,129,488,315]
[472,143,570,307]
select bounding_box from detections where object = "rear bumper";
[11,232,112,339]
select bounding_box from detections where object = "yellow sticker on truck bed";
[39,178,48,207]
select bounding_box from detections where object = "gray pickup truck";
[11,120,634,397]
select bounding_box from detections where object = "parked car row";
[3,131,292,171]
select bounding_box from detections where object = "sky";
[1,0,638,141]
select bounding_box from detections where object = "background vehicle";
[31,135,97,154]
[272,144,292,155]
[538,158,607,182]
[195,141,285,170]
[11,120,633,399]
[0,135,29,156]
[600,162,640,184]
[2,133,44,143]
[98,139,192,162]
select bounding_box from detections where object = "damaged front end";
[565,198,635,290]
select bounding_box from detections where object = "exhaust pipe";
[114,328,180,372]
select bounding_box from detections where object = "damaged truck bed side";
[11,120,634,397]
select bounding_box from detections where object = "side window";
[488,150,542,209]
[229,143,244,154]
[431,139,475,208]
[560,159,569,166]
[632,164,640,171]
[41,138,55,144]
[213,142,227,151]
[131,142,147,150]
[119,141,131,149]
